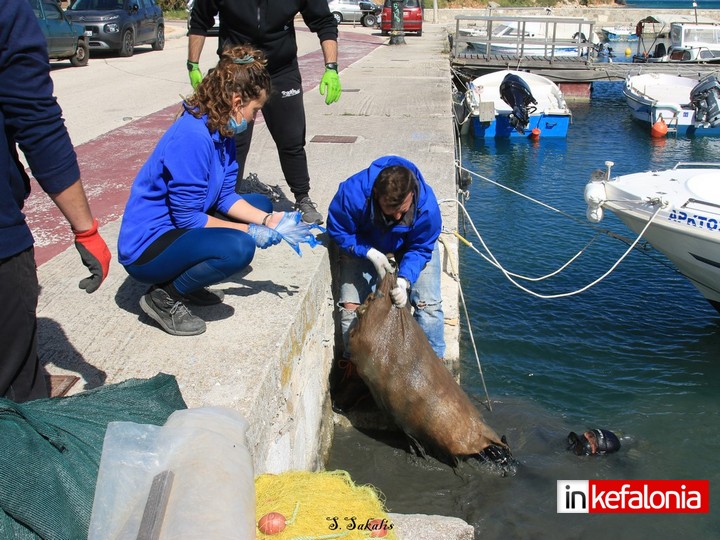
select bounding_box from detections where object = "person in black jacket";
[187,0,341,225]
[0,0,111,401]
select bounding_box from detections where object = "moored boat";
[584,162,720,312]
[623,72,720,136]
[465,21,590,57]
[599,25,639,42]
[633,17,720,63]
[463,70,572,139]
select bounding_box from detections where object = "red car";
[380,0,423,37]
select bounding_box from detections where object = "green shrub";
[157,0,186,10]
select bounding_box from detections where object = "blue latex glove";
[273,211,322,255]
[248,224,282,249]
[319,68,341,105]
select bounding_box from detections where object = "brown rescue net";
[349,272,517,474]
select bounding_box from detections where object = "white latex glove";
[366,248,394,279]
[390,277,409,308]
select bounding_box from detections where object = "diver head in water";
[567,429,621,456]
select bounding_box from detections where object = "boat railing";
[453,14,596,60]
[672,162,720,169]
[683,198,720,211]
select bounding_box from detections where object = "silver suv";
[327,0,380,27]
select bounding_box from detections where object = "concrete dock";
[32,18,470,539]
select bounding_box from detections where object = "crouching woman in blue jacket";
[118,45,283,336]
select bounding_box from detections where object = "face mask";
[227,115,248,135]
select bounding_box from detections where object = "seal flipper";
[472,435,519,477]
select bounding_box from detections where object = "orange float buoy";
[368,518,389,537]
[530,127,541,140]
[258,512,286,535]
[651,118,668,138]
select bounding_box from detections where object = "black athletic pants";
[0,247,48,402]
[234,65,310,201]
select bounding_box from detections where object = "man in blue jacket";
[187,0,341,226]
[327,155,445,363]
[0,0,111,401]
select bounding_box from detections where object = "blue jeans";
[125,194,272,295]
[338,242,445,359]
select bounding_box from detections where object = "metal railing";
[453,14,596,61]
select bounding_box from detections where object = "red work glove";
[73,218,111,293]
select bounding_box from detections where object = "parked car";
[380,0,423,36]
[29,0,89,66]
[66,0,164,57]
[327,0,381,28]
[186,0,219,36]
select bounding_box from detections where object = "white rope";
[441,178,665,299]
[448,201,603,282]
[454,161,585,224]
[439,233,493,412]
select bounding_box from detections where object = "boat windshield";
[671,24,720,46]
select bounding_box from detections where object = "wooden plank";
[137,470,175,540]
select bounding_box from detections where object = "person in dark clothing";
[0,0,111,402]
[187,0,341,226]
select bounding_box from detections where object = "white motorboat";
[465,22,588,57]
[623,72,720,136]
[584,162,720,312]
[599,25,639,42]
[462,70,572,139]
[635,19,720,63]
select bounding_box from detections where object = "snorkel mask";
[567,429,621,456]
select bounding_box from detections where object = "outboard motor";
[690,74,720,128]
[499,73,538,134]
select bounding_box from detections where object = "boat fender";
[584,177,607,223]
[651,117,668,138]
[530,127,541,140]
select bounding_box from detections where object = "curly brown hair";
[185,45,272,138]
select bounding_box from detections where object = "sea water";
[625,0,720,8]
[327,82,720,539]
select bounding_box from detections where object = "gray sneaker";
[183,287,225,306]
[140,288,206,336]
[295,196,324,224]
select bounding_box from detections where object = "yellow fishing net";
[255,470,398,539]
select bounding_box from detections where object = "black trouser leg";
[234,116,255,184]
[235,66,311,201]
[0,248,48,402]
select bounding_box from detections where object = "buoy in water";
[530,127,541,140]
[625,47,632,56]
[258,512,286,535]
[651,118,668,138]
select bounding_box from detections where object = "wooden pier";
[450,15,720,84]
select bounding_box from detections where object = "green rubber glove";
[319,68,341,105]
[187,61,202,90]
